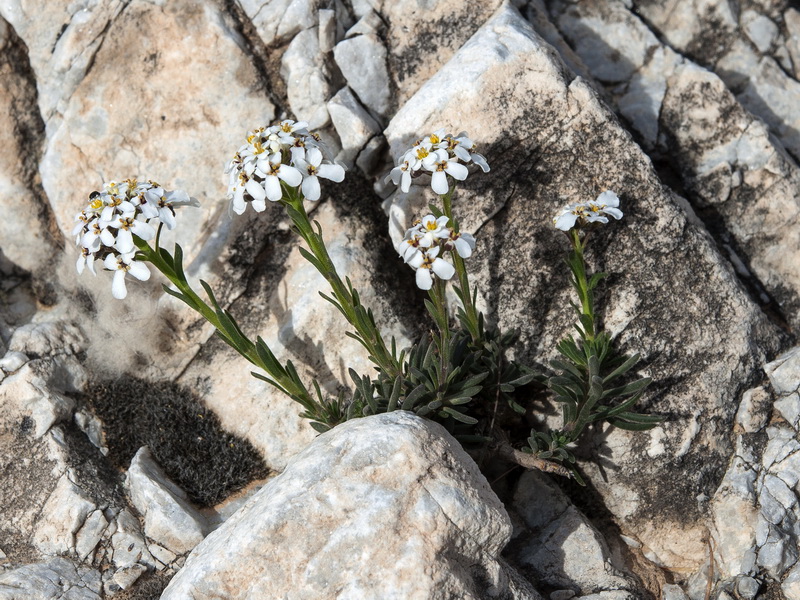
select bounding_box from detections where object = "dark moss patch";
[82,376,269,507]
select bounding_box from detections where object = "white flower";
[428,150,469,195]
[294,147,345,201]
[142,187,200,229]
[397,215,476,289]
[75,178,198,299]
[103,252,151,300]
[76,247,96,276]
[106,210,156,253]
[252,160,303,205]
[448,230,476,258]
[553,191,623,231]
[226,120,343,213]
[450,133,490,173]
[408,246,455,291]
[386,129,490,195]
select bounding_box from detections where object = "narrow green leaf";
[602,377,652,399]
[602,354,640,384]
[441,407,478,424]
[609,418,660,431]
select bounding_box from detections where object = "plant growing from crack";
[73,120,658,483]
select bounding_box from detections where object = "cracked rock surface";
[1,0,799,598]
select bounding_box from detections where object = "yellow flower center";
[89,198,103,210]
[425,221,438,231]
[416,147,429,160]
[253,141,266,155]
[429,134,440,144]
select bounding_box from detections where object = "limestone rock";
[0,17,58,274]
[327,86,382,167]
[385,3,780,571]
[162,411,520,599]
[539,0,800,326]
[125,446,209,556]
[334,33,391,117]
[31,0,276,265]
[632,0,800,160]
[281,26,331,130]
[381,0,505,107]
[0,558,102,600]
[239,0,318,47]
[509,472,644,596]
[32,471,96,556]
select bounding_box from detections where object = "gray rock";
[32,471,95,556]
[735,575,761,599]
[0,558,103,600]
[765,346,800,396]
[110,509,154,569]
[741,10,778,53]
[510,472,642,596]
[281,27,331,130]
[111,563,147,591]
[735,387,772,433]
[786,9,800,79]
[0,558,102,600]
[162,412,521,599]
[0,352,26,374]
[318,8,336,52]
[661,584,690,600]
[344,10,383,38]
[783,561,800,600]
[632,0,800,160]
[327,86,382,167]
[75,509,108,562]
[334,33,390,117]
[238,0,318,47]
[125,447,208,556]
[386,1,780,571]
[542,0,800,326]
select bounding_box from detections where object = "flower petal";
[415,268,433,290]
[111,270,128,299]
[302,175,321,201]
[245,179,267,202]
[431,171,449,195]
[277,165,303,187]
[317,163,345,183]
[264,175,282,202]
[554,212,579,231]
[128,261,151,281]
[596,190,619,207]
[444,161,469,181]
[432,258,455,280]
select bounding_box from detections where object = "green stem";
[426,276,451,403]
[440,185,481,341]
[136,239,313,405]
[283,189,401,378]
[570,229,595,342]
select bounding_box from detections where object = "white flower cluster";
[73,179,199,299]
[553,191,623,231]
[225,119,345,214]
[396,215,476,290]
[387,129,490,195]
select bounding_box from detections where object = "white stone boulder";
[162,411,524,599]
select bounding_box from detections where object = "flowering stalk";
[130,235,323,418]
[280,185,402,378]
[525,192,659,481]
[567,228,597,342]
[439,186,481,341]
